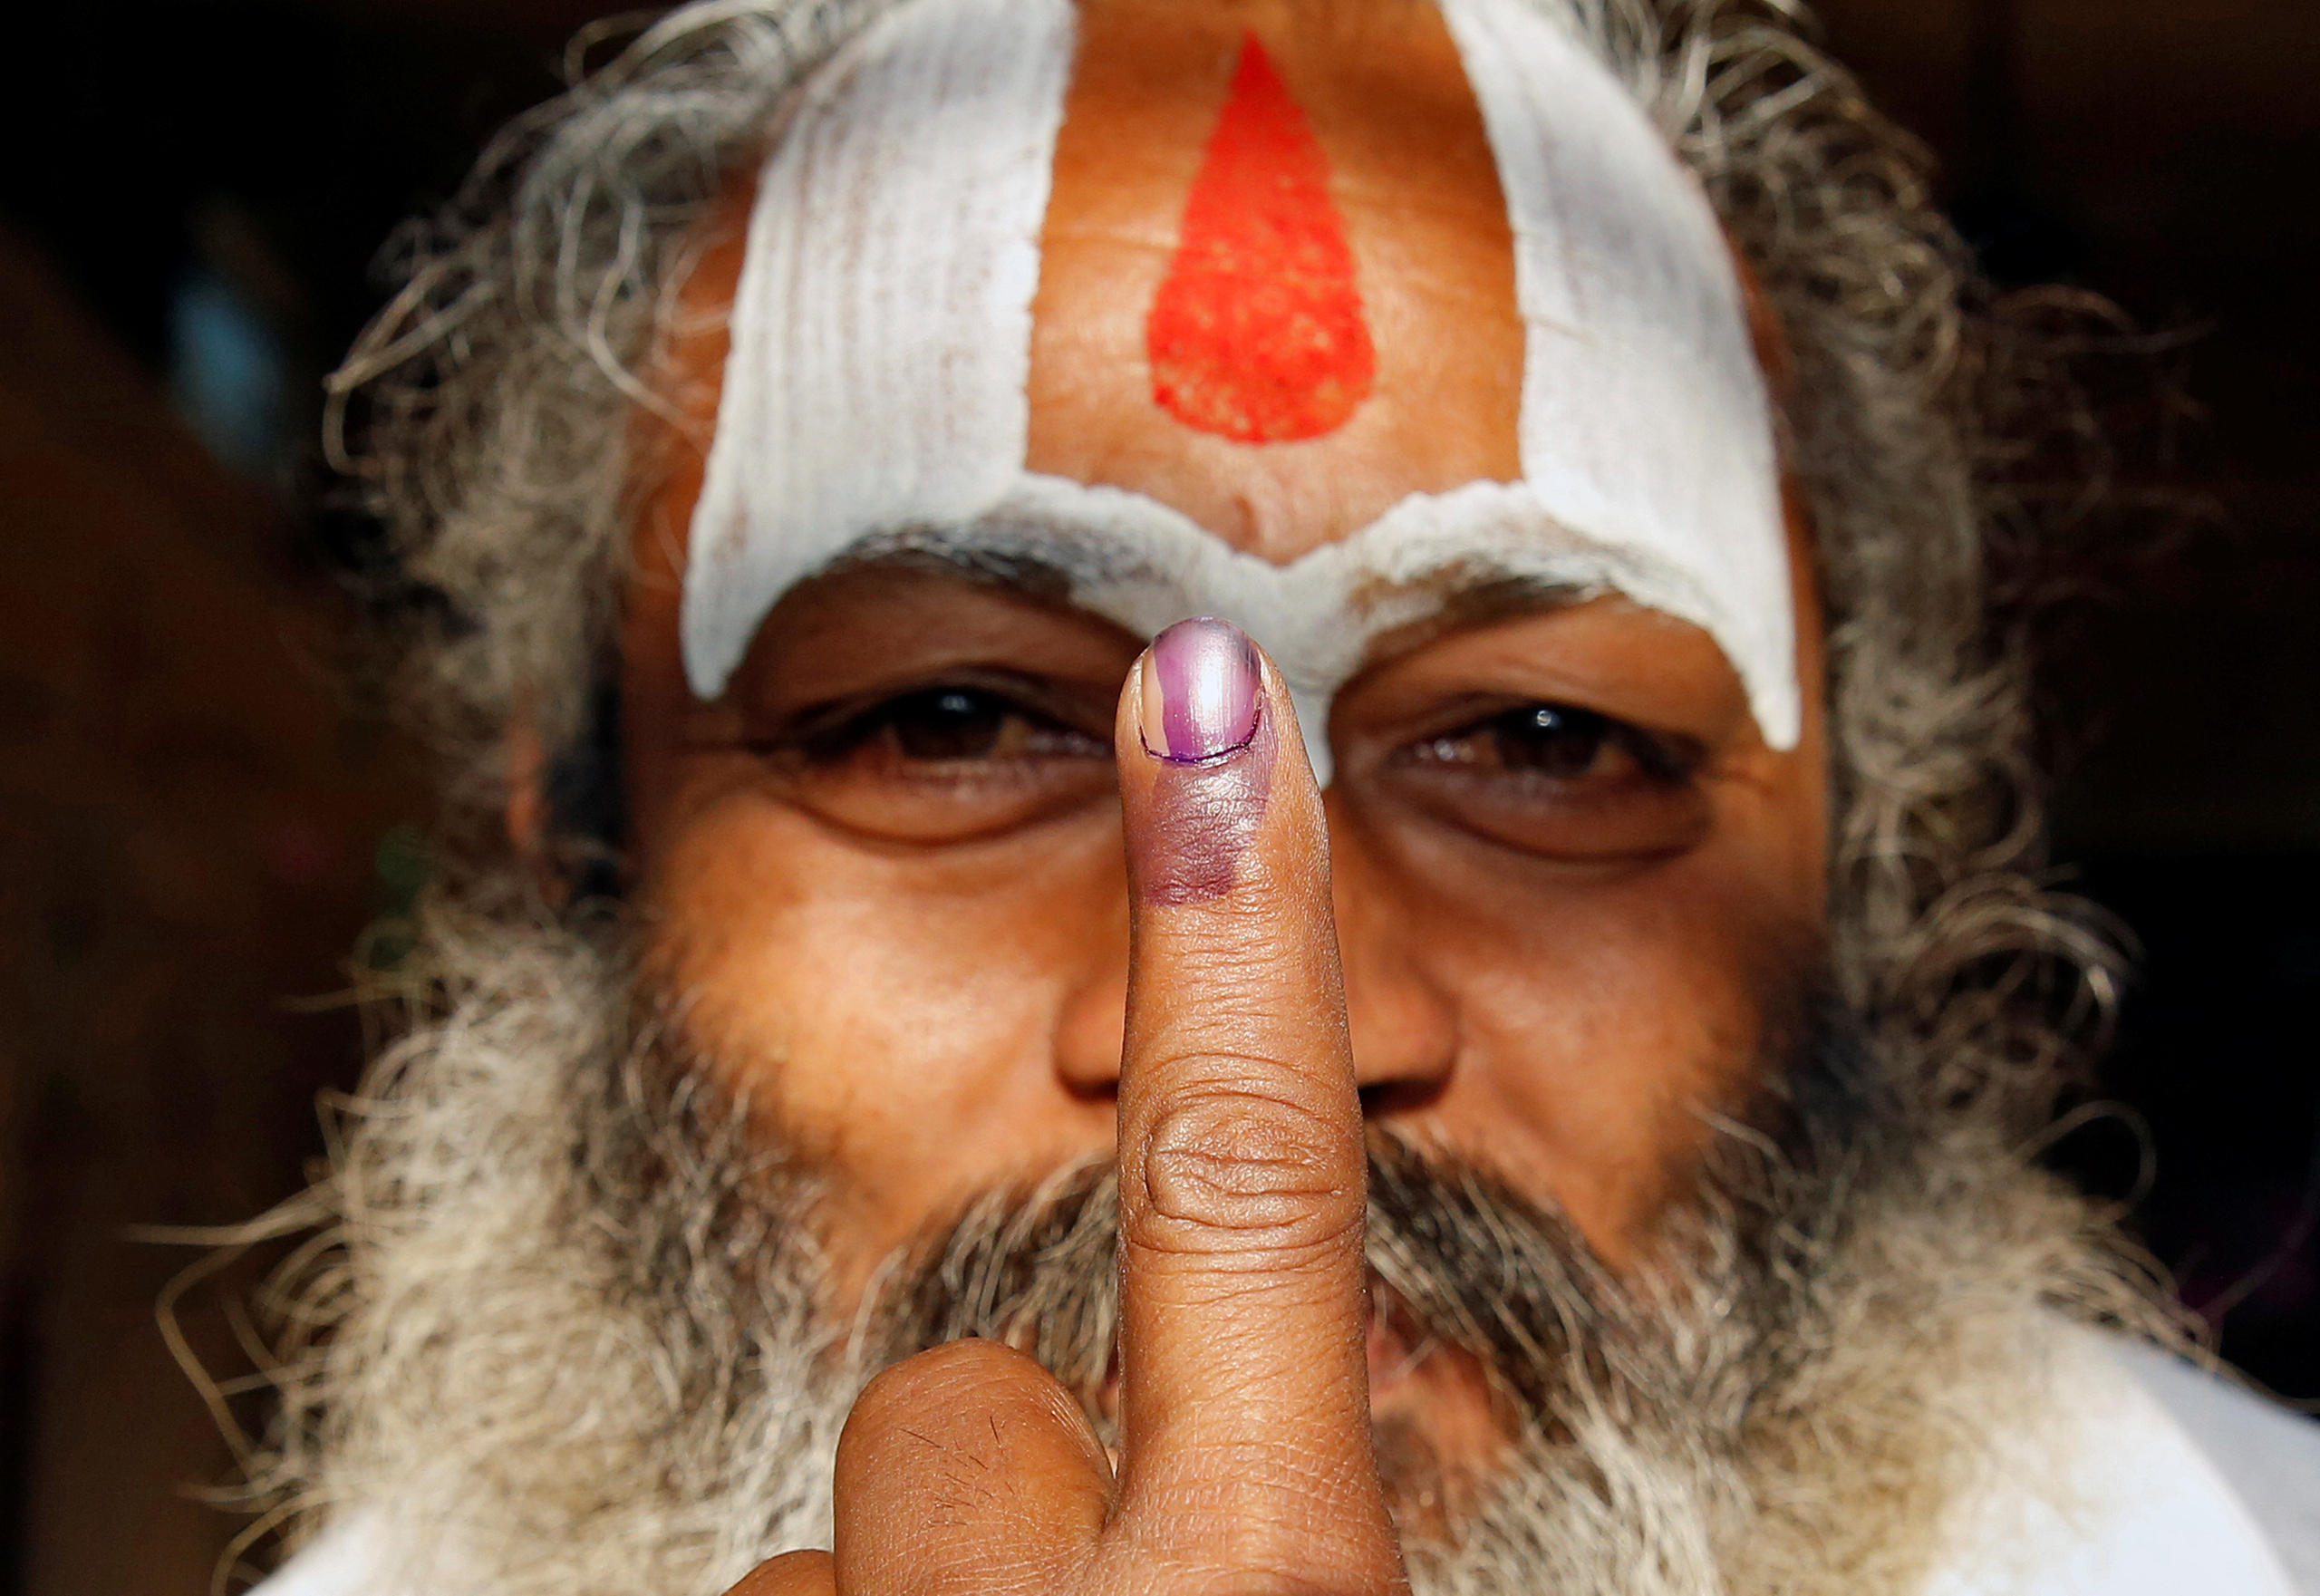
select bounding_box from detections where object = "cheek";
[1462,901,1767,1249]
[638,774,1126,1263]
[1357,815,1819,1262]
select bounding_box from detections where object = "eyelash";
[1397,702,1702,786]
[764,682,1108,769]
[764,683,1696,791]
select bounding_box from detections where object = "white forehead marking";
[681,0,1077,697]
[847,472,1754,787]
[1436,0,1795,748]
[681,0,1801,779]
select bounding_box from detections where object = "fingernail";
[1139,618,1261,763]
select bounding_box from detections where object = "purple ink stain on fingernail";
[1127,619,1276,904]
[1145,618,1261,763]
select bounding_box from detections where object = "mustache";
[865,982,1890,1437]
[870,1135,1658,1427]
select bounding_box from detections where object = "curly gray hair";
[328,0,2118,1140]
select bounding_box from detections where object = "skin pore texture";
[621,0,1832,1497]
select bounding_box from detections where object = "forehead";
[671,0,1797,761]
[1024,0,1523,557]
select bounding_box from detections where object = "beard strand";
[245,904,2165,1596]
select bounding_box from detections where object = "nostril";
[1359,1078,1445,1117]
[1065,1074,1121,1105]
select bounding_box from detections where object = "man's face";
[615,0,1827,1467]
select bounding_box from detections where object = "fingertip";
[1135,618,1261,764]
[836,1340,1112,1591]
[841,1338,1112,1485]
[722,1550,834,1596]
[1116,620,1322,909]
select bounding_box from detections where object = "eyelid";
[750,669,1111,758]
[1608,721,1704,784]
[1387,695,1706,783]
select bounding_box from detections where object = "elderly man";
[243,0,2318,1592]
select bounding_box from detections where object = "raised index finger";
[1107,618,1399,1586]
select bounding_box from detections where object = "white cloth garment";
[250,1320,2320,1596]
[1919,1324,2315,1596]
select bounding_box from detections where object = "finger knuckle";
[1134,1081,1362,1256]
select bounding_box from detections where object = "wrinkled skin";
[599,0,1832,1586]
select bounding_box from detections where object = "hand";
[731,619,1405,1596]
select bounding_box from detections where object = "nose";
[1053,892,1131,1100]
[1327,797,1458,1115]
[1053,798,1456,1111]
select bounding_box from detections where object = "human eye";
[1400,701,1695,783]
[1376,700,1709,860]
[740,674,1116,843]
[790,682,1109,768]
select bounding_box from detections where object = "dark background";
[1,1,2314,1591]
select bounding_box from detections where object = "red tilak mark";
[1146,34,1375,443]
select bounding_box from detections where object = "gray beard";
[247,908,2165,1596]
